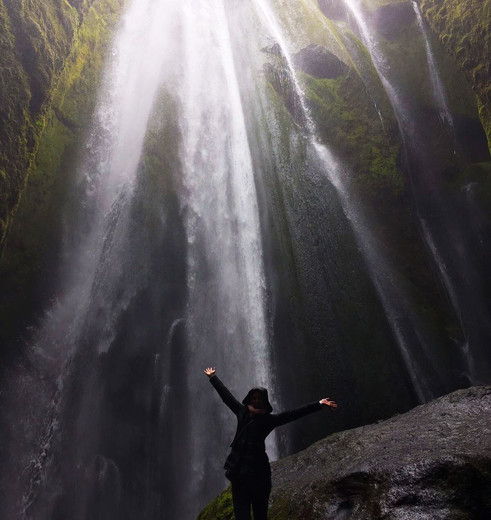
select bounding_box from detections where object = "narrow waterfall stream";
[411,1,455,132]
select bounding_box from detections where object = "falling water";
[1,0,280,518]
[175,0,278,513]
[412,1,454,130]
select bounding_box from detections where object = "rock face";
[293,45,351,79]
[0,0,124,359]
[317,0,351,21]
[372,1,416,41]
[418,0,491,151]
[0,0,124,249]
[198,386,491,519]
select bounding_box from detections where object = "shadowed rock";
[317,0,351,21]
[293,44,350,79]
[198,386,491,519]
[372,1,416,41]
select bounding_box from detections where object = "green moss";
[363,0,407,10]
[0,0,125,252]
[196,486,234,520]
[0,0,124,352]
[302,71,403,199]
[419,0,491,151]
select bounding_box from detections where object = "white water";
[176,0,278,504]
[412,1,454,130]
[3,0,279,518]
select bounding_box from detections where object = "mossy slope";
[0,0,124,357]
[0,0,120,249]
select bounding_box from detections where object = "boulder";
[317,0,351,21]
[293,44,350,79]
[198,386,491,519]
[372,1,416,41]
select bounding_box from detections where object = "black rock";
[268,386,491,519]
[293,44,350,79]
[372,1,416,41]
[317,0,351,21]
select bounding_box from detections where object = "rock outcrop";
[293,45,351,79]
[198,386,491,519]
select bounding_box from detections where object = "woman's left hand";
[320,398,337,408]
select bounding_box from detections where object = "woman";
[204,367,337,520]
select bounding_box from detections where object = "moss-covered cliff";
[417,0,491,151]
[0,0,124,249]
[0,0,124,355]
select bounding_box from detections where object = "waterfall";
[175,0,278,513]
[1,0,279,518]
[412,1,455,131]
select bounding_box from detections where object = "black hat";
[242,387,273,413]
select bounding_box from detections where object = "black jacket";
[209,375,322,478]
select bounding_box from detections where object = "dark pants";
[231,474,272,520]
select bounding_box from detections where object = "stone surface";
[418,0,491,152]
[198,386,491,519]
[317,0,351,21]
[293,44,351,79]
[372,1,417,41]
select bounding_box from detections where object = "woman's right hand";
[204,367,216,378]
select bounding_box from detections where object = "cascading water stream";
[412,1,455,132]
[173,0,278,513]
[3,2,177,517]
[253,0,437,401]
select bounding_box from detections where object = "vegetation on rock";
[0,0,124,249]
[0,0,124,357]
[418,0,491,151]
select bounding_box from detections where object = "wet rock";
[317,0,351,21]
[418,0,491,151]
[293,44,350,79]
[198,386,491,519]
[372,1,416,41]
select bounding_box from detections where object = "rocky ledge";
[198,386,491,519]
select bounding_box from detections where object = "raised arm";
[204,368,243,415]
[272,397,337,427]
